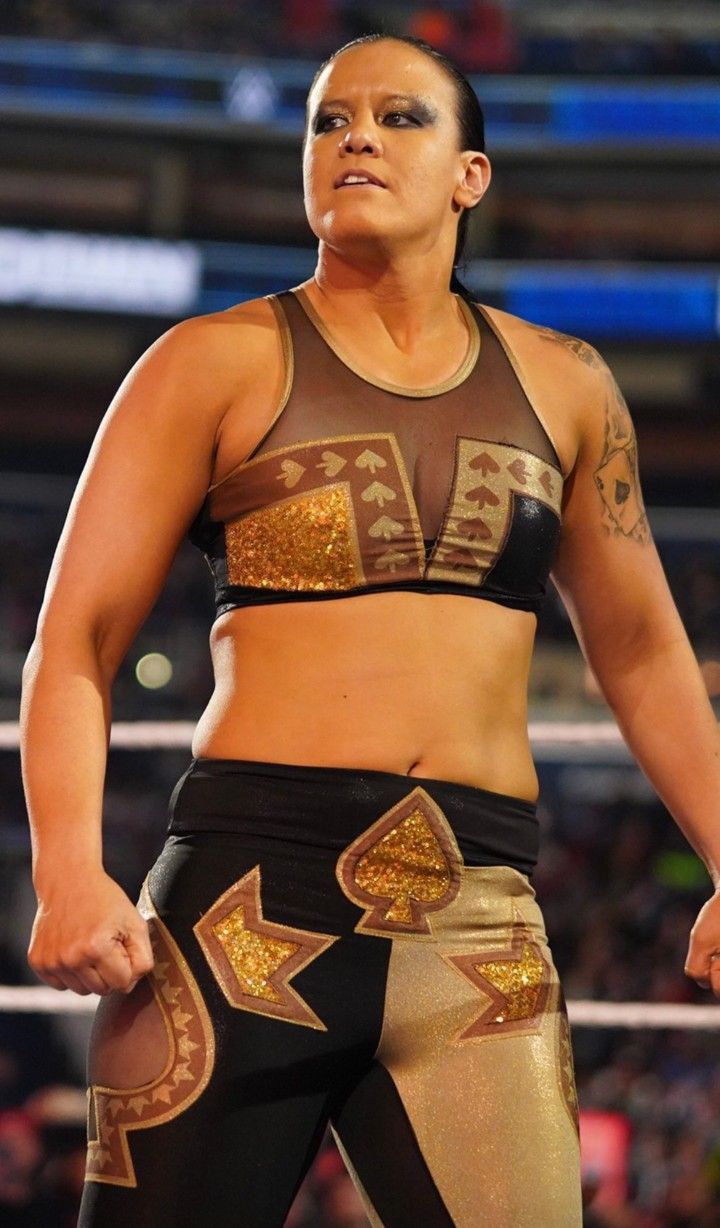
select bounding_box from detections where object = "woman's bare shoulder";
[139,295,289,456]
[203,294,280,329]
[175,295,283,379]
[179,296,292,484]
[476,302,607,384]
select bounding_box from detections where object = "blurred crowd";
[535,780,720,1227]
[2,0,720,77]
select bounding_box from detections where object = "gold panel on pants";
[373,864,582,1228]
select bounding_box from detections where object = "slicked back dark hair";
[304,33,486,300]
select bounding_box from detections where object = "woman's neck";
[309,245,464,352]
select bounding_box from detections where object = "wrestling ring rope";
[2,718,717,1026]
[0,720,629,750]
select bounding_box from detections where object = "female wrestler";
[20,33,720,1228]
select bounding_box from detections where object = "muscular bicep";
[34,317,230,677]
[551,359,684,666]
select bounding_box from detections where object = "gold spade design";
[316,450,347,477]
[361,481,397,508]
[354,449,386,473]
[368,515,404,540]
[355,815,447,924]
[374,547,410,572]
[336,788,463,937]
[276,459,306,488]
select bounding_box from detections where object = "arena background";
[1,3,719,1224]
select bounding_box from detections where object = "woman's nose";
[340,125,382,156]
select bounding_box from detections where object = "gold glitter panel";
[193,866,338,1030]
[84,877,216,1189]
[209,433,425,589]
[224,484,364,591]
[444,920,552,1042]
[426,438,563,585]
[336,788,464,938]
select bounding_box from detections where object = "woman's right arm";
[20,310,246,998]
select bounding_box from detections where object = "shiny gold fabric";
[372,865,582,1228]
[224,483,365,592]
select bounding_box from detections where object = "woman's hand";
[684,891,720,996]
[27,870,155,997]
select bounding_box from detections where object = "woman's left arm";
[550,353,720,994]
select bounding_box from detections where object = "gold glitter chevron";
[336,788,464,938]
[427,438,563,584]
[84,877,215,1188]
[444,916,552,1042]
[193,866,338,1030]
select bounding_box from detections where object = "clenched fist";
[28,870,155,996]
[685,890,720,997]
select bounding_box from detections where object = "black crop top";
[188,287,564,618]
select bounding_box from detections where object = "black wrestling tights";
[77,758,582,1227]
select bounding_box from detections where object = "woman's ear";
[455,152,491,211]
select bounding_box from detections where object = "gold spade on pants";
[336,788,464,938]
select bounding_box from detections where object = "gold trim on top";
[292,285,481,399]
[474,304,566,478]
[208,294,295,493]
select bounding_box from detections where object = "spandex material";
[166,756,541,878]
[78,757,582,1228]
[188,288,565,618]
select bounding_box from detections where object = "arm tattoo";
[528,323,604,369]
[523,321,648,542]
[527,319,648,542]
[593,373,650,545]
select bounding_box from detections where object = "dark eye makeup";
[313,111,416,133]
[311,98,437,135]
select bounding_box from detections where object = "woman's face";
[303,40,483,262]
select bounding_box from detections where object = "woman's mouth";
[334,170,386,189]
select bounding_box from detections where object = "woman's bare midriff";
[191,591,540,803]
